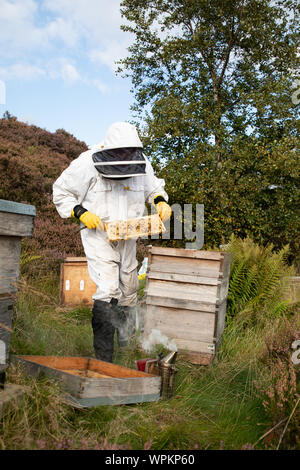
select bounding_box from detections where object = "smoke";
[141,329,177,353]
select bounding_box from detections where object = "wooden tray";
[12,355,161,407]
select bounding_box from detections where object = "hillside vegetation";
[0,113,87,265]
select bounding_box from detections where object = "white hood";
[102,122,143,151]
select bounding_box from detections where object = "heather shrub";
[21,216,84,275]
[0,116,87,269]
[255,317,300,449]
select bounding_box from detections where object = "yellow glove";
[154,196,172,222]
[80,211,104,230]
[72,206,104,231]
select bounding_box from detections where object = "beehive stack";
[143,246,231,365]
[60,257,97,307]
[0,199,35,397]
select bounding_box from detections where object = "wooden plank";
[19,355,89,369]
[87,358,152,378]
[60,369,111,379]
[0,212,35,237]
[150,255,221,277]
[149,246,224,260]
[181,352,214,366]
[175,337,215,354]
[148,271,220,286]
[218,253,231,301]
[64,257,88,264]
[0,237,22,294]
[65,393,160,408]
[215,298,228,340]
[0,199,36,217]
[144,305,215,343]
[80,375,161,399]
[147,279,218,303]
[146,295,217,312]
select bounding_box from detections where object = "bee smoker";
[158,351,178,400]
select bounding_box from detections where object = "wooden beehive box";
[143,246,231,365]
[12,355,161,407]
[60,257,97,306]
[0,199,35,387]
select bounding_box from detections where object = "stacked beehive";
[0,199,35,389]
[143,246,231,365]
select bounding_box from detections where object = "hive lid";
[0,199,36,217]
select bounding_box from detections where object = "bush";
[225,235,296,325]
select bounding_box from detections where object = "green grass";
[1,272,294,450]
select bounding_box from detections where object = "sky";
[0,0,135,146]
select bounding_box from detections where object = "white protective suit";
[53,122,168,306]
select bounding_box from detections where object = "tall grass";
[1,237,298,450]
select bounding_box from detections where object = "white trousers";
[81,228,139,306]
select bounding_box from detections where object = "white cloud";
[0,0,47,55]
[92,79,109,95]
[43,0,124,39]
[0,63,45,80]
[45,17,79,47]
[43,0,132,71]
[0,1,130,93]
[89,41,130,73]
[60,63,80,82]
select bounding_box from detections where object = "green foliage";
[225,235,296,324]
[119,0,300,262]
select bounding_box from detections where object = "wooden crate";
[0,199,35,383]
[12,355,161,407]
[60,257,97,306]
[143,246,231,365]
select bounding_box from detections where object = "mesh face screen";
[92,147,146,178]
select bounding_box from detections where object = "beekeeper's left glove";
[154,196,172,222]
[72,205,104,230]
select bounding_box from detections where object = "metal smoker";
[158,351,178,400]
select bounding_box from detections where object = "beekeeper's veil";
[92,122,146,179]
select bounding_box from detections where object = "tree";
[118,0,300,262]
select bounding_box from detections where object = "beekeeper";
[53,122,171,362]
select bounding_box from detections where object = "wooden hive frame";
[143,246,231,365]
[104,214,166,241]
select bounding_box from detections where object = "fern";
[225,236,295,325]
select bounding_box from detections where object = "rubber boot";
[116,305,137,348]
[92,299,116,362]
